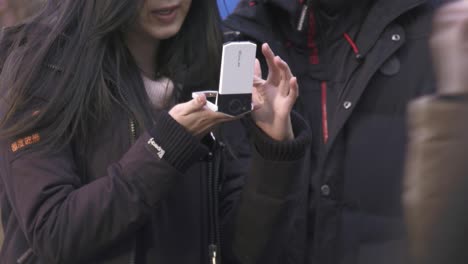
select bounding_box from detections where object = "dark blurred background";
[217,0,239,18]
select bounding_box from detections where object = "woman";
[0,0,310,264]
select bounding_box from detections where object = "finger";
[197,109,235,122]
[275,57,294,96]
[262,43,281,84]
[254,58,262,78]
[253,76,266,87]
[287,77,299,104]
[188,110,234,138]
[276,57,294,80]
[212,111,235,122]
[179,94,207,115]
[252,103,262,112]
[282,77,298,112]
[253,59,266,87]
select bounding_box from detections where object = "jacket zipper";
[129,119,137,144]
[207,151,217,264]
[129,119,137,264]
[214,147,222,264]
[214,143,223,264]
[297,0,313,31]
[206,145,222,264]
[103,78,138,264]
[129,119,222,264]
[321,81,329,144]
[305,7,328,144]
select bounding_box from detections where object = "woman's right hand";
[169,95,234,138]
[431,0,468,94]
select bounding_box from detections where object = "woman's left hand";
[251,43,299,141]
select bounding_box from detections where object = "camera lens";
[229,99,243,114]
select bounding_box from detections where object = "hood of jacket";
[225,0,429,55]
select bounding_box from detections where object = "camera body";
[216,93,252,116]
[217,41,257,116]
[193,41,257,117]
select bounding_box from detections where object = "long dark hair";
[0,0,222,151]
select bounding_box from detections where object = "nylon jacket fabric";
[0,39,312,264]
[224,0,436,263]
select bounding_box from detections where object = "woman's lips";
[151,5,179,23]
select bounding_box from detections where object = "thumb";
[180,94,207,115]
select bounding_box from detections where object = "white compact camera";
[192,41,257,117]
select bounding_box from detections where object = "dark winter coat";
[224,0,437,263]
[0,41,312,264]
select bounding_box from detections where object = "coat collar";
[356,0,428,56]
[225,0,429,47]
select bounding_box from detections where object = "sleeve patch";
[11,133,41,152]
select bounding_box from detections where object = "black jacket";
[224,0,436,263]
[0,40,312,263]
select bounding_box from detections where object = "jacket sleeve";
[0,111,207,264]
[221,111,312,264]
[404,95,468,263]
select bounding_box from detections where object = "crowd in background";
[217,0,239,18]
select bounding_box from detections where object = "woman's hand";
[169,95,234,138]
[431,1,468,94]
[251,43,299,141]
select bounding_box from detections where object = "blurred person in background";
[217,0,239,18]
[0,0,44,27]
[404,1,468,264]
[223,0,439,263]
[0,0,311,263]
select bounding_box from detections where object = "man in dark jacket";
[224,0,436,263]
